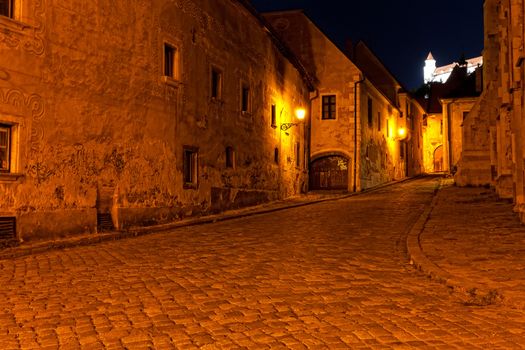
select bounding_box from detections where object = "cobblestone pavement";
[1,177,525,349]
[419,178,525,309]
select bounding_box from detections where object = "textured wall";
[0,0,310,241]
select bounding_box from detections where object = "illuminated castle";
[423,52,483,84]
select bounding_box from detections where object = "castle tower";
[423,52,436,84]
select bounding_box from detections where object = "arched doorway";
[310,155,349,190]
[433,145,443,172]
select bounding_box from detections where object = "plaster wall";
[0,0,310,241]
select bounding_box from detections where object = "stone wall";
[0,0,310,241]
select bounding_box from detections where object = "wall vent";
[97,213,114,232]
[0,217,16,240]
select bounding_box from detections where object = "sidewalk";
[407,178,525,309]
[0,191,351,260]
[0,177,416,260]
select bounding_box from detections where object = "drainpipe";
[353,76,366,192]
[307,89,319,192]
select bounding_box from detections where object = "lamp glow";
[295,108,306,120]
[397,127,407,139]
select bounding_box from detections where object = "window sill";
[210,97,224,104]
[183,183,198,190]
[161,76,181,87]
[0,173,25,182]
[0,16,32,33]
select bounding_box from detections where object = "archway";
[433,145,443,172]
[309,155,349,190]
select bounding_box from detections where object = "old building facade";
[456,0,525,221]
[0,0,312,242]
[262,11,424,192]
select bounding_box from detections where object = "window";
[400,142,405,159]
[241,85,250,112]
[225,146,235,168]
[0,0,12,18]
[463,111,469,121]
[183,146,198,188]
[163,44,178,79]
[0,124,10,172]
[274,147,279,164]
[367,98,373,127]
[377,112,381,131]
[271,104,277,128]
[322,95,336,120]
[386,119,391,138]
[295,142,301,168]
[211,67,222,99]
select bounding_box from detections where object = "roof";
[415,64,482,114]
[426,52,435,61]
[234,0,316,90]
[434,56,483,76]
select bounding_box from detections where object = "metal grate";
[0,217,16,240]
[97,213,114,232]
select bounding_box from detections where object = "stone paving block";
[0,178,525,348]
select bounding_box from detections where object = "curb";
[406,179,507,307]
[0,176,423,260]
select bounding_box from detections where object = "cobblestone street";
[1,177,525,349]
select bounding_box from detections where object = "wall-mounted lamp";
[281,107,306,131]
[396,127,408,141]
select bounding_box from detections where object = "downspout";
[307,89,319,192]
[353,76,366,192]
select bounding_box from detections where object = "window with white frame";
[0,124,11,172]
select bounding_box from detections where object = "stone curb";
[0,176,420,260]
[406,179,507,308]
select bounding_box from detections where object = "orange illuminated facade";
[0,0,311,242]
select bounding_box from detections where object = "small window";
[295,142,301,168]
[367,98,373,127]
[0,0,12,18]
[241,85,250,112]
[271,104,277,127]
[164,44,178,79]
[183,146,198,188]
[386,120,391,138]
[463,111,469,121]
[322,95,336,120]
[400,142,405,159]
[377,112,381,131]
[274,147,279,164]
[225,146,235,168]
[211,67,222,99]
[0,124,11,172]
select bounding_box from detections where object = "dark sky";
[250,0,484,90]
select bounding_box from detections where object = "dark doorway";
[434,145,443,172]
[310,156,349,190]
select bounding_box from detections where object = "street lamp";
[281,107,306,131]
[396,127,408,140]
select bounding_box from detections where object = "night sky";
[250,0,484,91]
